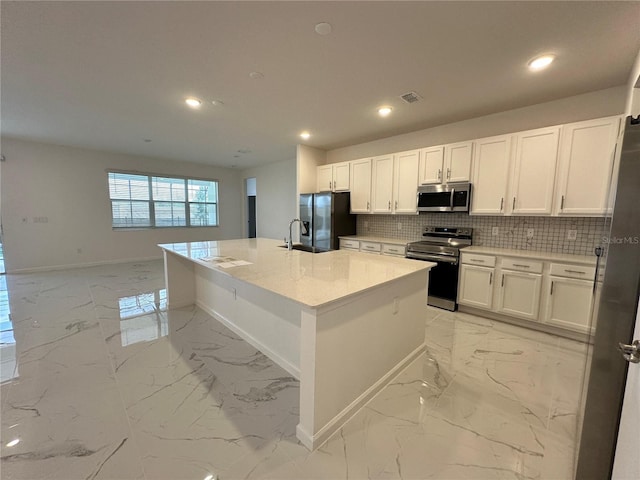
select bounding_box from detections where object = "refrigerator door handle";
[593,246,603,292]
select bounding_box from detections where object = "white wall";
[626,48,640,116]
[0,138,243,272]
[241,158,296,242]
[326,86,628,163]
[297,145,326,195]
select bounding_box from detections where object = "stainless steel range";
[406,226,472,311]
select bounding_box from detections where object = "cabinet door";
[554,116,620,216]
[445,141,473,183]
[333,162,351,191]
[419,146,444,184]
[393,150,420,214]
[470,135,512,215]
[371,154,394,213]
[544,276,594,334]
[458,264,494,309]
[350,158,372,213]
[497,271,542,321]
[317,165,333,192]
[510,127,560,215]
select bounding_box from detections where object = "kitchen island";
[159,238,433,450]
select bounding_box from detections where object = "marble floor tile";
[1,260,587,479]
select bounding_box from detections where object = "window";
[108,171,218,228]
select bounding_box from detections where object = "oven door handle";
[406,253,458,264]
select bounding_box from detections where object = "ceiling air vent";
[399,91,421,104]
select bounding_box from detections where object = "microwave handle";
[449,188,455,210]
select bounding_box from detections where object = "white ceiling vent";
[399,91,422,104]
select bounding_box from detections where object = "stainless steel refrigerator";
[299,192,356,250]
[576,115,640,479]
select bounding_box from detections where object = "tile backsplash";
[357,214,607,256]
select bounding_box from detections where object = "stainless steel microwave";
[417,183,472,212]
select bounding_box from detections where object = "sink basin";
[279,244,330,253]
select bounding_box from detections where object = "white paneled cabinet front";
[470,135,513,215]
[510,127,560,215]
[419,146,445,185]
[393,150,420,213]
[554,116,620,216]
[544,276,594,334]
[317,162,350,193]
[458,264,494,310]
[372,154,395,213]
[444,141,473,183]
[497,270,542,321]
[350,158,372,213]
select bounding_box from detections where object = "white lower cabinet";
[497,270,542,321]
[543,275,594,334]
[458,264,495,310]
[458,253,595,336]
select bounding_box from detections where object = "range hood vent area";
[399,91,422,104]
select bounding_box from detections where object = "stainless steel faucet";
[288,218,302,250]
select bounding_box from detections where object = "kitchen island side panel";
[298,270,428,449]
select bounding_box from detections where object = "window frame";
[107,170,219,229]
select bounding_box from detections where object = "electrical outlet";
[567,229,577,240]
[492,227,499,236]
[397,222,402,231]
[527,228,535,239]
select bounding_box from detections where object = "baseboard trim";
[195,300,301,380]
[8,256,163,274]
[297,342,426,451]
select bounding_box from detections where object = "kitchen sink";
[279,244,330,253]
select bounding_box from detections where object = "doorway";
[245,177,256,238]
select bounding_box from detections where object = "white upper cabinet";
[317,161,350,192]
[553,116,621,216]
[316,165,333,192]
[419,146,445,185]
[393,150,420,214]
[350,158,372,213]
[445,141,473,183]
[470,134,513,215]
[510,126,560,215]
[371,154,395,213]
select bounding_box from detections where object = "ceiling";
[2,1,640,168]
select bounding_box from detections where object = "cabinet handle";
[560,195,565,210]
[388,200,391,210]
[329,181,332,190]
[470,258,485,263]
[550,281,554,295]
[512,264,530,268]
[564,269,586,275]
[438,169,442,180]
[489,272,493,285]
[367,201,370,210]
[500,197,504,211]
[395,200,398,209]
[447,168,451,180]
[333,180,336,190]
[501,274,504,287]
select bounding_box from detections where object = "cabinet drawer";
[382,243,406,256]
[340,239,359,250]
[360,241,382,254]
[550,263,595,279]
[461,253,496,267]
[501,258,543,274]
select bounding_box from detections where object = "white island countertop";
[159,238,433,309]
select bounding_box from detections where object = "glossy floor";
[0,260,586,479]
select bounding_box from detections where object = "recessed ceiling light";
[378,106,393,117]
[300,131,311,140]
[185,97,202,109]
[6,439,20,447]
[528,54,555,71]
[315,22,332,35]
[249,71,264,80]
[211,99,224,106]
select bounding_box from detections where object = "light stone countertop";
[461,246,597,265]
[159,238,433,309]
[339,235,410,246]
